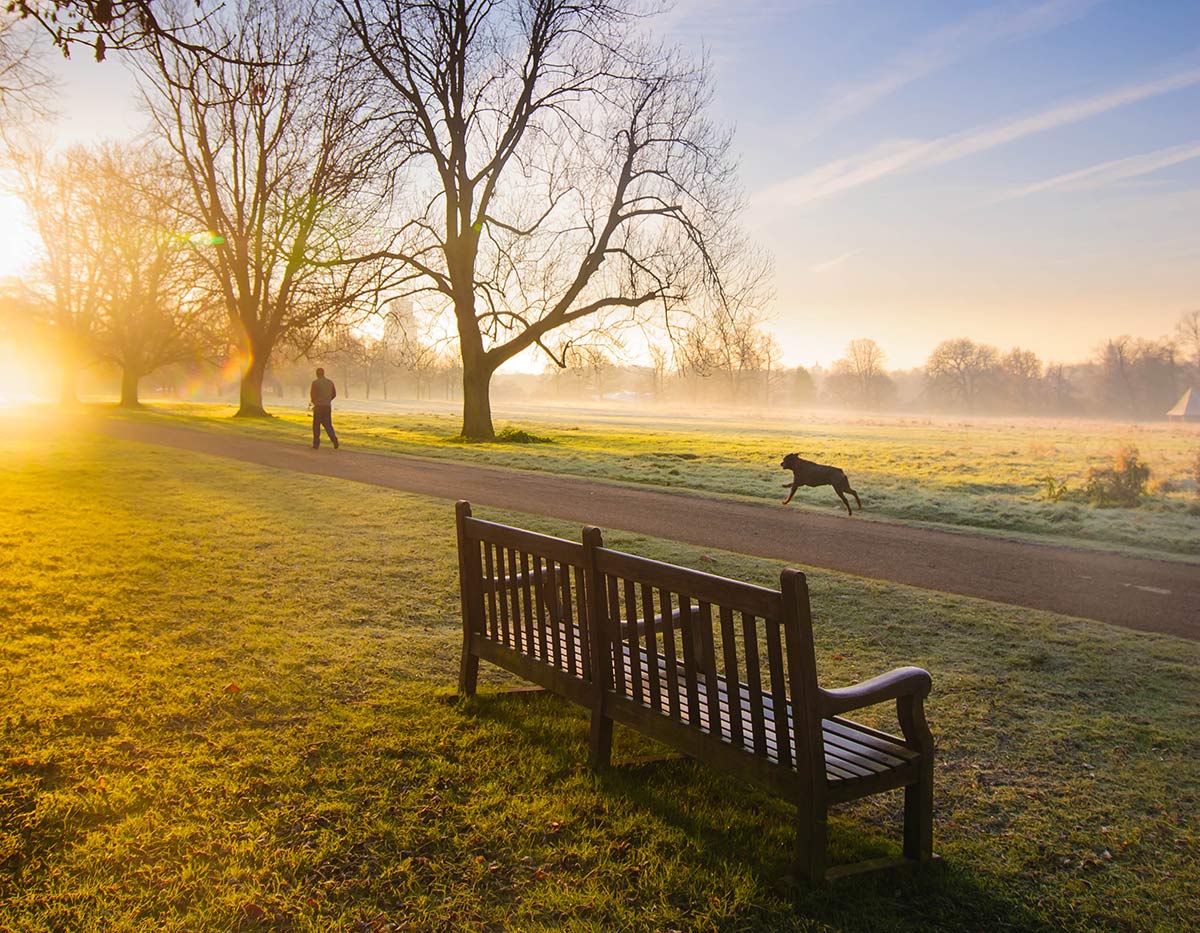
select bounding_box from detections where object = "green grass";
[116,400,1200,560]
[1,412,1197,931]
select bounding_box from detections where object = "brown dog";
[780,452,862,515]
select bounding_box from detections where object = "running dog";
[780,453,862,516]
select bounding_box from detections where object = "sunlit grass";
[120,400,1200,559]
[1,421,1197,930]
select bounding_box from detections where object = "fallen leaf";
[242,902,267,921]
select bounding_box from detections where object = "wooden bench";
[454,501,936,883]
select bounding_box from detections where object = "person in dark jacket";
[310,367,339,449]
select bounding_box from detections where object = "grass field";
[118,400,1200,560]
[1,411,1197,931]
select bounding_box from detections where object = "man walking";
[310,367,339,450]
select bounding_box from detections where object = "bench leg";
[795,804,828,884]
[588,710,613,770]
[903,767,934,862]
[458,644,479,697]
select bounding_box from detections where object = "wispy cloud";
[810,249,862,272]
[656,0,801,63]
[820,0,1101,126]
[993,141,1200,202]
[758,65,1200,207]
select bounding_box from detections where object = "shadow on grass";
[467,691,1057,933]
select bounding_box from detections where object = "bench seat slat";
[609,640,914,782]
[482,618,919,784]
[477,618,907,777]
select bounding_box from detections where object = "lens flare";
[186,231,225,247]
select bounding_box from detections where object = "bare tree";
[134,0,394,416]
[678,302,773,403]
[1,12,52,135]
[926,338,999,412]
[13,146,108,402]
[1093,336,1181,418]
[339,0,758,438]
[828,337,890,409]
[87,143,216,406]
[647,342,669,401]
[9,1,247,63]
[13,143,217,405]
[999,346,1043,412]
[1043,362,1074,413]
[1176,309,1200,377]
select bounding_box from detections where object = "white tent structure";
[1166,388,1200,421]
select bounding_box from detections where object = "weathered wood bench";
[455,501,936,883]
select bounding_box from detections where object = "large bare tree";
[13,143,215,404]
[135,0,394,416]
[339,0,756,438]
[13,147,108,403]
[86,143,217,406]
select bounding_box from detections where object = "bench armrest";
[819,666,931,717]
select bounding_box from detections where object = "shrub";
[1040,475,1070,502]
[494,427,553,444]
[1084,444,1150,508]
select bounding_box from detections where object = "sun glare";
[0,192,38,279]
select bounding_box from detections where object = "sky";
[1,0,1197,371]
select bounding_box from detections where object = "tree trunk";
[235,352,270,418]
[119,368,142,408]
[460,360,495,440]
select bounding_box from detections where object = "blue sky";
[665,0,1199,367]
[2,0,1197,370]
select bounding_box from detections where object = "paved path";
[100,418,1199,641]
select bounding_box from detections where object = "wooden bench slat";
[765,619,792,768]
[594,547,784,619]
[518,551,534,660]
[559,561,577,677]
[464,517,583,564]
[482,543,499,642]
[622,578,644,707]
[658,586,681,721]
[719,606,743,749]
[612,641,913,780]
[641,582,663,715]
[574,565,591,679]
[677,593,703,731]
[824,717,918,761]
[822,729,909,769]
[742,613,768,758]
[504,548,521,652]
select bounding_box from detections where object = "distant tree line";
[277,312,1195,421]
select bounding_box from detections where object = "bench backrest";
[588,532,823,787]
[457,504,593,686]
